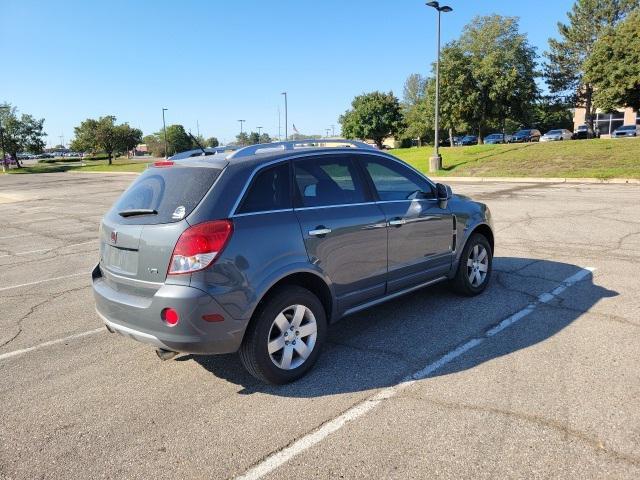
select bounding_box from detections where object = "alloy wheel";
[466,244,489,287]
[267,304,317,370]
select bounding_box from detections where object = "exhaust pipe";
[155,348,178,361]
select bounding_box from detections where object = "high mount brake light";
[168,220,233,275]
[153,161,174,167]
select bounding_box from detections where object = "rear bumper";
[92,265,246,354]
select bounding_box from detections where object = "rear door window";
[111,165,221,224]
[237,162,291,214]
[294,155,367,208]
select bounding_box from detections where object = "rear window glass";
[110,166,221,224]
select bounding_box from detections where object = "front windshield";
[547,130,562,135]
[619,126,635,131]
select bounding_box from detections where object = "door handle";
[388,218,406,227]
[309,227,332,237]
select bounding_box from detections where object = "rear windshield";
[619,126,636,131]
[110,165,221,224]
[547,130,562,134]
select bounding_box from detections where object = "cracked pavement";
[0,173,639,479]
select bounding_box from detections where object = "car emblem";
[111,231,118,244]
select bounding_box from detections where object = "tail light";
[168,220,233,275]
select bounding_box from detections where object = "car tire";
[449,233,493,296]
[239,286,327,384]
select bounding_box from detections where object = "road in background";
[1,173,639,479]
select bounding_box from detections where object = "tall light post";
[162,108,168,158]
[281,92,288,140]
[426,1,452,173]
[238,119,245,136]
[331,124,335,137]
[325,128,331,138]
[257,126,263,138]
[0,105,9,172]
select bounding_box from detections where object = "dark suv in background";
[510,129,541,143]
[93,140,494,384]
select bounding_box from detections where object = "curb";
[439,176,640,184]
[68,170,140,175]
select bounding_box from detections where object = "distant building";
[573,106,639,137]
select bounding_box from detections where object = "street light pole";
[426,1,452,173]
[257,126,263,137]
[162,108,168,158]
[0,105,9,172]
[281,92,288,140]
[238,119,245,136]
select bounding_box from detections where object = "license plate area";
[102,243,139,275]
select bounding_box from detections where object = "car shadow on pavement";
[181,257,618,396]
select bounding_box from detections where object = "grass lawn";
[390,137,640,179]
[3,157,151,174]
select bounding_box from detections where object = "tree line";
[341,1,640,146]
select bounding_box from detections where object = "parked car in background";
[484,133,511,144]
[510,129,541,143]
[573,124,600,139]
[440,135,463,147]
[540,129,573,142]
[460,135,478,146]
[612,125,639,138]
[93,139,494,384]
[169,145,239,160]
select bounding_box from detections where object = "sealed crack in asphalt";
[393,393,640,468]
[0,284,91,348]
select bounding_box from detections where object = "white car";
[541,129,573,142]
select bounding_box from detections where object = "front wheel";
[239,286,327,384]
[450,233,493,296]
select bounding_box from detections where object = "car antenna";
[188,132,207,155]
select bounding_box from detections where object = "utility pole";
[278,106,281,141]
[281,92,288,141]
[426,1,453,173]
[257,126,263,137]
[0,105,9,172]
[162,108,168,158]
[196,120,200,138]
[325,129,331,138]
[238,119,245,135]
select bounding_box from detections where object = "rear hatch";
[99,162,224,295]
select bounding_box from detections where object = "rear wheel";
[450,233,492,296]
[239,286,326,384]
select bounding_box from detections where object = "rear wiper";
[118,209,158,217]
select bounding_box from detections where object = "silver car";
[612,125,639,138]
[540,129,573,142]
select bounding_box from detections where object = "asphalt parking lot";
[1,172,639,479]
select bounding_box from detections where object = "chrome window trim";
[294,201,378,212]
[228,149,437,217]
[232,208,294,218]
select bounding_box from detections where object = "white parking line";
[236,266,596,480]
[0,233,31,240]
[0,328,104,361]
[0,272,86,292]
[0,240,95,258]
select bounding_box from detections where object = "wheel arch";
[252,270,336,326]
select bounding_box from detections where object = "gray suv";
[93,140,494,384]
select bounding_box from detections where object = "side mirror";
[436,183,452,208]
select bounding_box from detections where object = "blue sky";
[1,0,572,146]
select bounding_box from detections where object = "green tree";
[455,15,538,142]
[247,132,261,145]
[585,9,640,111]
[115,124,142,158]
[142,134,164,157]
[544,0,638,131]
[71,116,119,164]
[164,124,191,156]
[531,97,575,132]
[259,133,271,144]
[0,104,46,168]
[205,137,219,148]
[236,132,249,146]
[339,91,404,148]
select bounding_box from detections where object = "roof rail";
[227,138,377,159]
